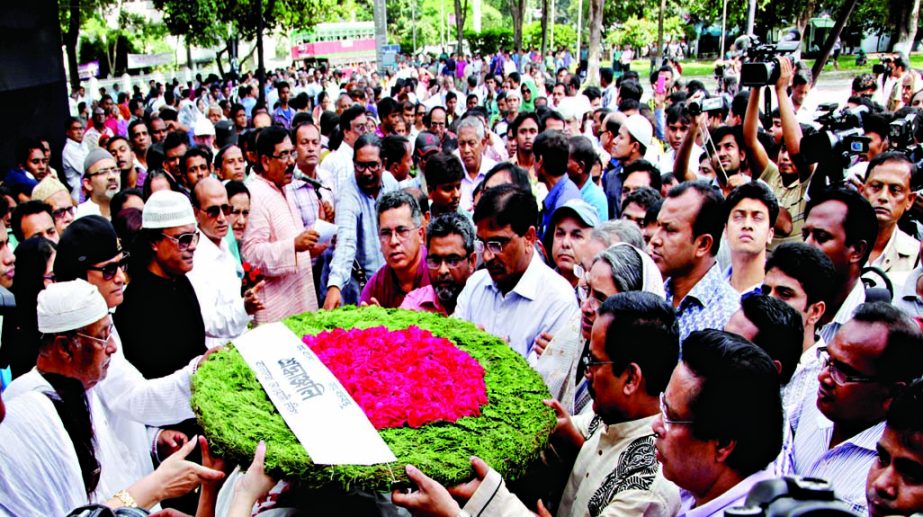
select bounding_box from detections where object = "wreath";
[191,306,557,491]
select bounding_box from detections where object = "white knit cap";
[37,279,109,334]
[624,115,653,149]
[193,117,216,136]
[142,190,196,229]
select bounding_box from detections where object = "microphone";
[293,170,331,192]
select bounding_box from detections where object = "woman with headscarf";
[532,243,664,415]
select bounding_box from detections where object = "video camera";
[872,57,893,76]
[725,476,860,517]
[802,104,871,167]
[686,96,727,117]
[738,30,802,87]
[890,112,922,150]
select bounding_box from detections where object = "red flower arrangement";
[303,325,488,429]
[241,261,263,295]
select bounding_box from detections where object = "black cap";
[54,215,121,282]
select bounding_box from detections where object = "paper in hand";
[313,220,337,246]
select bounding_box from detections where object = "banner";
[127,53,173,69]
[234,323,396,466]
[78,61,99,80]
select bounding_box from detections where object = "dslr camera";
[890,112,922,150]
[739,30,802,87]
[725,476,859,517]
[801,104,870,167]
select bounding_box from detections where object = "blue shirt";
[540,177,582,239]
[272,106,295,129]
[601,160,623,219]
[579,180,609,221]
[327,174,399,293]
[665,263,740,344]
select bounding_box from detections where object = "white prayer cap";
[624,114,653,149]
[142,190,195,229]
[193,117,216,136]
[37,279,109,334]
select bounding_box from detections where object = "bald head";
[194,177,230,244]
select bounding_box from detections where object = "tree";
[508,0,526,51]
[585,0,603,86]
[455,0,469,54]
[890,0,919,54]
[810,0,859,86]
[60,0,115,90]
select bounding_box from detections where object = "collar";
[488,252,544,300]
[685,469,775,517]
[667,262,725,308]
[543,176,574,210]
[252,172,285,195]
[814,410,885,453]
[900,267,923,301]
[833,280,866,325]
[599,414,658,440]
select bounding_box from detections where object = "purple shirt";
[360,247,430,308]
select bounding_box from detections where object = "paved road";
[691,70,857,110]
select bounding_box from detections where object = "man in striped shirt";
[790,302,923,514]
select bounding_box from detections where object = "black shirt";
[114,267,206,379]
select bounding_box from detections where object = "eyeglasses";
[817,346,880,385]
[160,231,200,250]
[581,352,614,371]
[659,392,694,431]
[425,254,468,270]
[86,254,131,280]
[354,161,382,173]
[52,206,76,220]
[75,323,115,349]
[202,204,231,219]
[379,225,418,242]
[271,150,295,162]
[86,167,119,178]
[474,238,510,255]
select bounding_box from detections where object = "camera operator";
[859,151,919,280]
[674,109,750,195]
[791,66,816,125]
[852,73,879,100]
[847,114,891,182]
[744,56,810,245]
[884,55,909,112]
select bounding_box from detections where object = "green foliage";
[606,16,684,49]
[465,27,515,54]
[191,306,556,491]
[523,21,576,50]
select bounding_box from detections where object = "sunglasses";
[202,204,231,218]
[161,231,200,251]
[86,254,130,280]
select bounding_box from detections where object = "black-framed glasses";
[379,225,419,242]
[52,206,76,220]
[86,254,130,280]
[202,204,231,219]
[160,231,200,250]
[271,150,295,162]
[86,167,119,178]
[659,392,695,431]
[425,254,468,270]
[816,346,881,385]
[354,161,382,173]
[581,353,614,371]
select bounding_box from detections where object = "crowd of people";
[0,43,922,517]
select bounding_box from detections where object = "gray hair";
[592,220,645,249]
[376,190,423,226]
[594,245,644,293]
[456,116,485,140]
[426,212,476,254]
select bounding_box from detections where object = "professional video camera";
[802,104,871,168]
[890,112,922,151]
[725,476,860,517]
[872,57,893,76]
[738,30,802,87]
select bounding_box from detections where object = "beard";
[433,283,463,305]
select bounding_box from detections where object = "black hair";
[681,329,783,476]
[863,113,892,140]
[738,293,804,383]
[320,110,339,137]
[619,80,643,102]
[473,183,538,236]
[141,169,180,201]
[214,144,240,169]
[622,160,663,192]
[427,212,476,254]
[483,162,532,192]
[724,181,780,227]
[885,378,923,441]
[376,189,422,225]
[381,135,410,168]
[10,201,53,243]
[665,103,690,125]
[599,67,614,85]
[805,185,878,266]
[866,150,917,189]
[225,179,250,201]
[568,135,596,178]
[731,90,750,118]
[377,97,401,121]
[339,105,366,134]
[852,302,923,383]
[708,125,746,155]
[255,126,290,160]
[539,110,565,132]
[162,130,189,155]
[618,98,641,113]
[622,186,662,213]
[109,188,143,224]
[7,235,56,376]
[354,132,382,156]
[667,181,725,256]
[424,153,465,189]
[764,242,837,307]
[597,292,679,396]
[181,146,212,175]
[533,130,569,178]
[511,112,541,135]
[583,86,602,101]
[127,119,148,140]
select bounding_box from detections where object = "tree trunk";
[215,45,227,78]
[890,0,919,55]
[586,0,603,86]
[810,0,859,87]
[454,0,467,54]
[795,0,818,40]
[540,0,549,56]
[509,0,524,52]
[65,0,81,90]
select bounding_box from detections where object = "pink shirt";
[242,174,318,324]
[399,285,447,316]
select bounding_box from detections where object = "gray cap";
[551,198,600,228]
[83,148,115,176]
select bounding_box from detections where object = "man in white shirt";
[62,116,89,201]
[654,329,783,517]
[861,152,919,281]
[76,149,120,220]
[456,117,497,213]
[455,184,578,357]
[188,178,263,348]
[319,105,369,197]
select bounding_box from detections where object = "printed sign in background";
[234,323,396,465]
